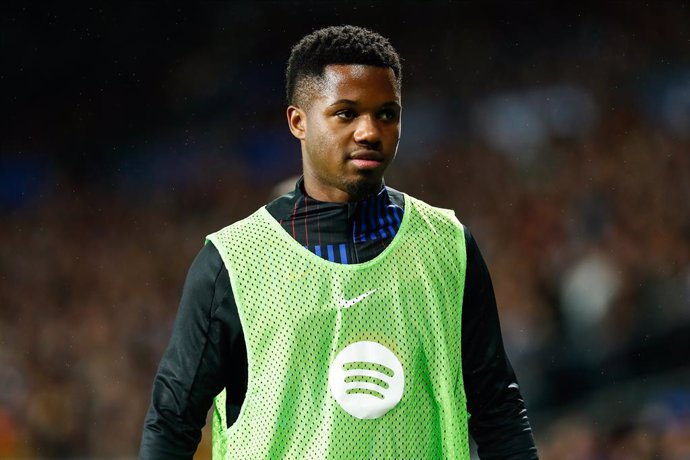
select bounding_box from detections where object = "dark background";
[1,2,689,458]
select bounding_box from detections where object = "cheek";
[380,129,400,153]
[388,125,401,141]
[309,123,342,155]
[307,119,330,144]
[306,129,326,158]
[305,129,333,172]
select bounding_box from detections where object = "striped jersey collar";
[265,177,405,265]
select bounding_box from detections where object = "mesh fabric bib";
[207,194,469,459]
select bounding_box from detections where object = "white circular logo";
[328,341,404,419]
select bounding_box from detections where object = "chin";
[343,176,383,201]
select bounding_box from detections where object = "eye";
[377,109,398,121]
[336,109,356,120]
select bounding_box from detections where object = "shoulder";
[404,193,464,229]
[179,241,231,319]
[206,207,267,242]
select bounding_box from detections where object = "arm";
[462,227,538,459]
[139,242,243,459]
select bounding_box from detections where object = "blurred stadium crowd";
[1,3,689,459]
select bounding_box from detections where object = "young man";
[140,26,538,459]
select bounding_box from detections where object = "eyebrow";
[328,99,401,109]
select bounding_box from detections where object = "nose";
[353,114,381,147]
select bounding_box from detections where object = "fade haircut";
[285,25,402,107]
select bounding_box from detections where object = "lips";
[348,150,384,170]
[349,149,383,161]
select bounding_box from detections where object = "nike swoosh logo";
[338,289,377,309]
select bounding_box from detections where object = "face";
[287,64,401,202]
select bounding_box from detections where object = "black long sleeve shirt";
[139,179,538,459]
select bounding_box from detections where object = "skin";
[286,64,402,202]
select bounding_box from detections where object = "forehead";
[316,64,400,104]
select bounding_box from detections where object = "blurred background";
[1,2,689,458]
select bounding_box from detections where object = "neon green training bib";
[207,194,469,459]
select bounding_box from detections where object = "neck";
[302,174,383,203]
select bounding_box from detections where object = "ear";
[287,105,307,140]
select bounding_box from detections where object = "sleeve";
[138,242,243,460]
[461,227,539,459]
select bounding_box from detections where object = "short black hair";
[285,25,402,106]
